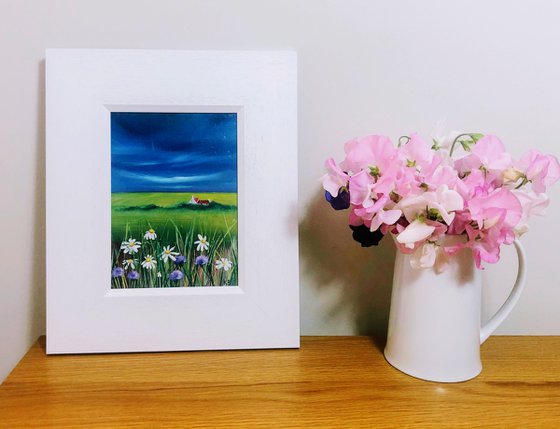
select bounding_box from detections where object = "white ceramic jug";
[384,239,526,382]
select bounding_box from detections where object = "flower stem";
[398,136,410,147]
[449,133,474,157]
[514,177,529,189]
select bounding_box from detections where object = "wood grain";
[1,336,559,428]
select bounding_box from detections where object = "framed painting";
[109,110,239,289]
[46,50,299,353]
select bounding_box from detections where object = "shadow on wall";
[299,190,396,350]
[30,60,46,341]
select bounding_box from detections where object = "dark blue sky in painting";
[111,112,237,193]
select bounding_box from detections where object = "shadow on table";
[299,191,396,352]
[38,336,47,353]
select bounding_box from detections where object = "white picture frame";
[46,49,299,353]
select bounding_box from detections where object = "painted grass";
[111,192,238,288]
[112,192,237,238]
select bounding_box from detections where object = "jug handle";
[480,239,527,344]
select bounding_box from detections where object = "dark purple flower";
[175,255,187,266]
[325,189,350,210]
[111,267,124,277]
[194,255,209,266]
[169,270,184,281]
[127,270,140,280]
[349,224,384,247]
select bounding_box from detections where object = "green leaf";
[469,133,484,143]
[427,208,443,222]
[459,140,473,152]
[369,166,380,177]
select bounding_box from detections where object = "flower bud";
[502,167,523,184]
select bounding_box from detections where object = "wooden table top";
[1,336,559,428]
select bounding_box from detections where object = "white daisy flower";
[161,245,179,262]
[120,238,141,254]
[144,228,157,240]
[122,258,138,270]
[194,234,210,252]
[156,272,162,278]
[215,257,233,271]
[141,255,157,270]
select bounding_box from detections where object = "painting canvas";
[110,112,238,288]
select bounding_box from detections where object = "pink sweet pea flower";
[410,242,437,269]
[399,133,434,170]
[430,122,464,154]
[422,164,456,190]
[512,190,549,235]
[341,135,397,174]
[469,227,500,270]
[393,239,417,255]
[348,169,375,206]
[369,208,402,232]
[398,185,463,226]
[393,165,421,197]
[322,158,349,197]
[465,224,503,269]
[348,207,365,227]
[398,194,428,223]
[468,188,522,231]
[446,209,471,235]
[458,169,491,199]
[353,194,402,231]
[353,194,391,221]
[457,168,502,202]
[470,135,512,170]
[396,219,436,249]
[371,162,401,196]
[465,188,522,268]
[517,150,560,193]
[425,185,464,225]
[455,135,512,174]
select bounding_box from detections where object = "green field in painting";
[111,192,238,240]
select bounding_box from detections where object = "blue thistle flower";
[111,267,124,277]
[194,255,209,266]
[175,255,187,266]
[127,270,140,280]
[169,270,184,281]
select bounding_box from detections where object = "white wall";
[2,0,560,383]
